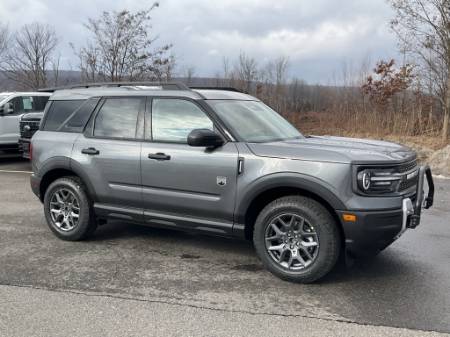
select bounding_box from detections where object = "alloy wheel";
[264,213,319,270]
[49,188,80,231]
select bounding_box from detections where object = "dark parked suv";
[30,82,434,283]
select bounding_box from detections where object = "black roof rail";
[38,81,190,92]
[189,86,243,93]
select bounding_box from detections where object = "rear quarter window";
[58,98,100,133]
[42,100,84,131]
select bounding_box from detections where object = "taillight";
[29,142,33,161]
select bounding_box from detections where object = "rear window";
[42,100,84,131]
[31,96,50,111]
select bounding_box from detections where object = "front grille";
[396,160,419,192]
[397,160,417,173]
[399,174,419,191]
[19,120,40,139]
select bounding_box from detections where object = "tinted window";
[7,96,48,115]
[60,98,100,132]
[94,98,141,139]
[43,100,84,131]
[32,96,50,110]
[151,99,213,143]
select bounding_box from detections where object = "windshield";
[208,100,303,143]
[0,94,11,103]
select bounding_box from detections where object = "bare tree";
[274,56,289,86]
[71,42,101,83]
[256,56,289,111]
[158,54,176,81]
[1,23,58,89]
[73,3,173,82]
[221,56,231,86]
[182,65,196,85]
[0,24,9,64]
[235,52,258,93]
[389,0,450,142]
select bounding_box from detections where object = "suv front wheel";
[43,176,97,241]
[253,195,340,283]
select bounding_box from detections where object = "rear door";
[140,97,239,235]
[71,97,145,221]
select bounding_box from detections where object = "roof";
[194,89,257,101]
[47,83,258,101]
[50,88,202,101]
[0,92,52,96]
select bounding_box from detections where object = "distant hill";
[0,70,82,91]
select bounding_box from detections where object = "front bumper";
[340,165,434,257]
[18,138,31,159]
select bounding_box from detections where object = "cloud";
[0,0,400,83]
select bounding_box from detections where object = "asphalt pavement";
[0,153,449,336]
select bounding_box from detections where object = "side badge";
[217,176,227,187]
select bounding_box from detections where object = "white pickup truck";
[0,92,51,152]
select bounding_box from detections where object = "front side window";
[208,100,302,143]
[93,98,142,139]
[7,96,50,115]
[43,100,84,131]
[151,98,213,143]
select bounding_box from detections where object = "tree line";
[0,0,448,143]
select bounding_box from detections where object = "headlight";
[354,160,419,195]
[356,168,402,194]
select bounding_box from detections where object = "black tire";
[43,176,97,241]
[253,196,340,283]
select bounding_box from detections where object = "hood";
[246,135,416,164]
[21,111,44,121]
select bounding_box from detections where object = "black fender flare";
[38,157,97,201]
[235,172,347,226]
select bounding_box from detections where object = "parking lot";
[0,152,449,336]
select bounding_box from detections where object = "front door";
[0,96,26,145]
[140,97,239,235]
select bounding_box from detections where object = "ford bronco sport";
[30,82,434,283]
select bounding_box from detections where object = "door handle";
[148,152,171,161]
[81,147,100,155]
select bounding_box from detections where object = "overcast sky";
[0,0,400,84]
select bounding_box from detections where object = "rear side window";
[42,100,84,131]
[93,98,142,139]
[59,98,100,133]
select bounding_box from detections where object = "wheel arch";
[38,158,96,202]
[235,174,346,242]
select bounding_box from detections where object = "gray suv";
[30,82,434,283]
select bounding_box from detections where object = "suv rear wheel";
[43,176,97,241]
[253,195,340,283]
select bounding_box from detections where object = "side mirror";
[187,129,224,148]
[0,102,14,115]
